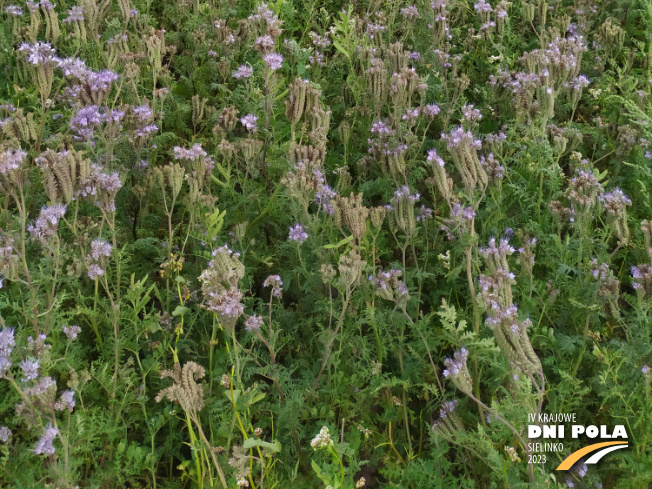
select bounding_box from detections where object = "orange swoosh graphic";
[556,441,628,470]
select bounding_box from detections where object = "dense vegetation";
[0,0,651,487]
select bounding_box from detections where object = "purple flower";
[391,186,420,203]
[426,148,445,167]
[233,65,254,79]
[5,5,22,15]
[62,325,81,340]
[417,205,433,221]
[133,105,153,121]
[20,358,40,381]
[443,348,469,377]
[397,282,409,296]
[1,327,16,355]
[240,114,259,132]
[87,264,105,280]
[254,35,275,52]
[442,126,482,149]
[70,105,103,140]
[642,365,649,374]
[422,104,441,118]
[58,57,88,79]
[400,5,420,19]
[18,41,59,66]
[370,120,394,136]
[474,0,492,13]
[0,148,28,173]
[245,315,264,332]
[90,240,112,260]
[28,204,67,243]
[0,426,11,443]
[54,390,75,412]
[263,275,283,298]
[23,376,56,397]
[87,70,120,93]
[570,75,590,91]
[402,107,420,121]
[173,143,208,161]
[262,53,284,70]
[63,5,84,22]
[33,424,58,455]
[1,330,15,372]
[289,224,308,244]
[461,104,482,123]
[107,33,128,45]
[600,188,632,214]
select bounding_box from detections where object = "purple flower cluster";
[369,268,402,294]
[440,202,476,239]
[432,399,458,431]
[54,390,76,412]
[233,65,254,79]
[422,104,441,119]
[600,188,632,215]
[263,53,284,70]
[0,426,11,443]
[474,0,492,13]
[426,148,445,167]
[479,153,504,180]
[86,239,112,280]
[288,224,308,244]
[391,186,420,204]
[33,424,58,455]
[313,170,337,215]
[18,41,60,66]
[400,5,420,20]
[245,315,264,332]
[461,104,482,123]
[631,265,652,296]
[173,143,215,173]
[240,114,259,132]
[20,358,40,381]
[28,204,67,244]
[263,275,283,298]
[416,205,433,221]
[479,237,515,258]
[441,126,482,150]
[370,120,395,136]
[62,325,82,340]
[0,148,27,174]
[0,327,15,375]
[5,5,22,15]
[69,105,123,140]
[443,348,469,378]
[63,5,84,23]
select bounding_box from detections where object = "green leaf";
[323,235,354,250]
[242,438,282,453]
[332,39,350,59]
[172,306,189,317]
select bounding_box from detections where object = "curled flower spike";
[443,348,473,393]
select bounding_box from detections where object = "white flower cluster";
[310,426,333,450]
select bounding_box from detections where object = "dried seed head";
[338,249,366,289]
[155,362,206,413]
